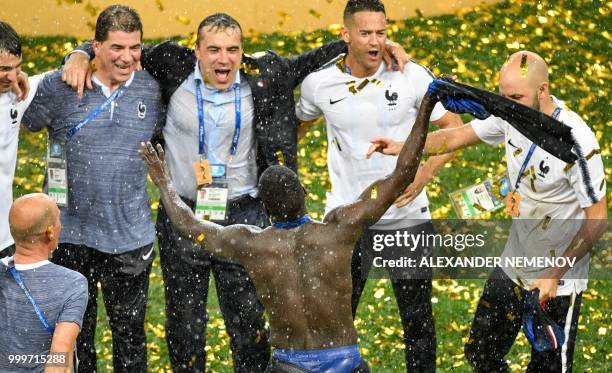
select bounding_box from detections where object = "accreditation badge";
[195,164,229,222]
[46,136,68,207]
[449,175,508,219]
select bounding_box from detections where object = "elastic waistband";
[273,345,360,361]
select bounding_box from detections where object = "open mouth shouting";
[367,50,380,61]
[214,68,232,82]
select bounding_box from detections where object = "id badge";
[505,191,521,217]
[46,136,68,207]
[195,164,229,222]
[448,175,507,219]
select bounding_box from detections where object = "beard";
[531,91,540,111]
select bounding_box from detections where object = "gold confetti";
[513,147,523,157]
[472,202,486,211]
[176,15,190,25]
[599,179,604,191]
[564,162,575,172]
[514,286,522,301]
[197,233,205,242]
[520,54,528,77]
[530,177,537,192]
[585,148,601,160]
[371,185,378,199]
[276,149,285,165]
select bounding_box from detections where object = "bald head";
[9,193,60,246]
[498,51,551,111]
[500,51,549,90]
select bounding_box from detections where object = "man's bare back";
[140,93,437,352]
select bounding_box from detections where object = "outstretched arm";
[139,142,258,261]
[325,94,436,231]
[367,122,481,158]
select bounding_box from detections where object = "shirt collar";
[193,60,241,92]
[92,72,135,97]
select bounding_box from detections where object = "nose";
[218,49,230,64]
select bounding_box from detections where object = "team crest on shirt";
[385,89,398,110]
[137,102,146,119]
[538,159,550,178]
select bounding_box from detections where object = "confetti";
[197,233,205,242]
[520,54,528,77]
[371,185,378,199]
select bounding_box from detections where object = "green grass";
[12,0,611,371]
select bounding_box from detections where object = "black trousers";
[351,222,436,372]
[465,267,582,372]
[157,194,270,373]
[52,243,153,373]
[0,244,15,259]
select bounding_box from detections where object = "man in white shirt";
[296,1,463,370]
[0,21,43,259]
[369,51,607,372]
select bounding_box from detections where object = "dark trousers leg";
[391,277,435,372]
[526,293,582,373]
[51,243,99,373]
[217,196,271,372]
[99,245,152,373]
[213,259,269,372]
[465,267,524,372]
[157,203,211,373]
[0,244,15,258]
[351,224,436,372]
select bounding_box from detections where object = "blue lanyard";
[514,107,562,189]
[273,214,311,229]
[9,267,54,334]
[66,85,125,140]
[195,79,242,157]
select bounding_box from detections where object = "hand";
[12,70,29,101]
[139,142,169,187]
[62,52,93,98]
[383,40,409,73]
[531,276,558,304]
[367,137,403,158]
[394,167,432,207]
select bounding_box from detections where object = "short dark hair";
[196,13,242,45]
[343,0,386,24]
[0,21,21,57]
[94,5,143,42]
[258,165,305,221]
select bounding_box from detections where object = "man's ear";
[341,25,350,44]
[45,225,55,241]
[538,82,549,99]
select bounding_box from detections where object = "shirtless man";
[139,92,437,373]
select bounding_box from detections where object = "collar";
[337,53,385,79]
[1,256,50,270]
[92,72,135,98]
[272,214,311,229]
[194,60,241,92]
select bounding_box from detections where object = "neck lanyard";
[514,107,562,190]
[9,267,54,334]
[272,214,311,229]
[66,84,126,140]
[195,79,242,158]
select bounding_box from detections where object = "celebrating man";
[140,84,437,372]
[369,51,607,372]
[22,6,165,372]
[296,1,463,370]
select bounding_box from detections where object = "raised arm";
[325,93,436,230]
[139,142,259,261]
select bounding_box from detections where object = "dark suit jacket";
[76,40,346,173]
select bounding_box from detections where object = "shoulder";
[48,263,87,284]
[132,71,163,95]
[301,54,343,85]
[557,104,599,147]
[147,40,193,59]
[403,59,436,83]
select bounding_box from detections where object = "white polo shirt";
[0,74,44,251]
[297,56,447,229]
[472,97,606,295]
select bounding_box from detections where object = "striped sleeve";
[567,116,606,208]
